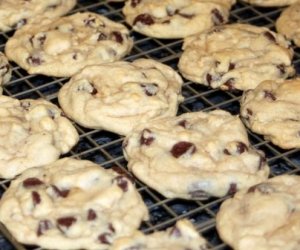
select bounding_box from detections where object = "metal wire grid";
[0,0,299,249]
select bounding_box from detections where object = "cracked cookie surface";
[58,59,183,135]
[0,95,78,178]
[178,23,294,91]
[123,0,236,38]
[5,12,133,77]
[240,78,300,149]
[123,110,269,200]
[217,175,300,250]
[0,158,149,249]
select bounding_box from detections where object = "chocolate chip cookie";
[178,23,295,91]
[0,158,149,249]
[123,110,269,200]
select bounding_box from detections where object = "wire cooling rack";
[0,0,300,249]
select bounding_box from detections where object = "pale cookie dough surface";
[240,78,300,149]
[242,0,298,7]
[122,0,236,39]
[0,158,149,250]
[0,95,79,179]
[216,175,300,250]
[58,59,184,135]
[112,219,208,250]
[276,2,300,47]
[5,12,133,77]
[0,0,76,32]
[178,23,295,91]
[0,52,12,93]
[123,110,269,200]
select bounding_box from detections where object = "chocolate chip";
[264,31,276,43]
[228,62,235,70]
[37,220,52,236]
[29,34,46,47]
[111,166,134,183]
[277,64,286,75]
[169,226,181,238]
[90,84,98,95]
[109,223,115,233]
[140,129,155,146]
[14,18,27,29]
[52,185,70,198]
[171,141,196,158]
[141,83,159,96]
[72,53,77,60]
[211,8,224,25]
[131,0,142,7]
[23,178,44,188]
[111,31,123,44]
[98,233,112,245]
[258,155,266,170]
[206,73,212,85]
[32,191,41,206]
[178,120,187,128]
[84,17,96,27]
[237,142,248,154]
[247,183,275,194]
[223,149,230,155]
[227,183,237,195]
[114,176,128,192]
[223,78,235,91]
[133,14,155,25]
[188,190,210,200]
[247,108,253,116]
[97,33,108,41]
[87,209,97,221]
[27,55,43,66]
[264,90,276,101]
[57,216,77,230]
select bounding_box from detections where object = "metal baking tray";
[0,1,299,249]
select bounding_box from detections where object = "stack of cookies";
[0,0,299,250]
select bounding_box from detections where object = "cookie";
[242,0,298,7]
[58,59,184,135]
[122,0,236,39]
[5,12,133,77]
[216,175,300,250]
[0,158,149,249]
[0,0,76,32]
[276,2,300,47]
[178,23,295,91]
[123,110,269,200]
[0,95,79,179]
[112,219,208,250]
[240,78,300,149]
[0,52,12,93]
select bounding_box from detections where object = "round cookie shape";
[0,52,12,93]
[240,78,300,149]
[111,219,208,250]
[0,95,79,179]
[0,158,149,250]
[122,0,236,39]
[242,0,298,7]
[216,175,300,250]
[0,0,76,32]
[58,59,184,135]
[123,110,269,200]
[5,12,133,77]
[276,2,300,47]
[178,23,295,91]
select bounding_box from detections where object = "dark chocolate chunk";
[227,183,237,195]
[32,191,41,206]
[111,31,123,44]
[98,233,112,245]
[247,108,253,116]
[140,129,155,146]
[236,142,248,154]
[171,141,196,158]
[114,176,128,192]
[131,0,142,7]
[97,32,108,41]
[178,120,188,128]
[23,178,44,188]
[57,216,77,230]
[27,55,43,66]
[211,8,224,25]
[133,14,155,25]
[109,223,115,233]
[264,31,276,43]
[87,209,97,221]
[223,78,235,91]
[84,17,96,27]
[264,90,276,101]
[90,84,98,95]
[37,220,52,236]
[206,73,212,85]
[111,166,134,183]
[52,185,70,198]
[277,64,286,75]
[141,83,159,96]
[228,62,235,71]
